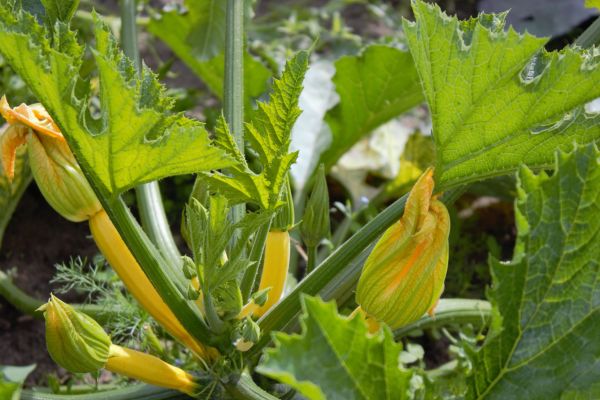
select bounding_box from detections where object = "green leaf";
[0,147,31,250]
[40,0,78,24]
[321,44,424,168]
[257,296,412,400]
[0,7,233,196]
[148,1,271,105]
[468,144,600,399]
[204,52,308,209]
[403,0,600,188]
[0,364,36,400]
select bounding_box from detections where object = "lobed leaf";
[468,144,600,399]
[322,44,424,168]
[0,5,233,196]
[204,52,308,209]
[403,0,600,188]
[258,296,412,400]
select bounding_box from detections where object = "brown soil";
[0,185,98,386]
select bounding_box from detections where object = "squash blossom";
[356,168,450,330]
[0,97,213,361]
[40,295,199,395]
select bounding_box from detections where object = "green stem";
[0,270,110,323]
[225,373,278,400]
[21,384,189,400]
[120,0,182,267]
[393,299,492,339]
[306,244,317,275]
[102,197,213,345]
[575,16,600,48]
[240,220,272,301]
[249,188,463,357]
[224,0,246,247]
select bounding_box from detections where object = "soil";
[0,185,98,386]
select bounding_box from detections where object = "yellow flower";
[0,96,101,221]
[356,168,450,329]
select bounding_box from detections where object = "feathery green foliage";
[204,52,309,210]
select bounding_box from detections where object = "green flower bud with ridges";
[40,294,111,373]
[301,164,330,248]
[356,168,450,329]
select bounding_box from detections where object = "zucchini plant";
[0,0,599,398]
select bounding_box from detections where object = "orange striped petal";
[0,96,63,140]
[356,168,450,329]
[0,124,29,181]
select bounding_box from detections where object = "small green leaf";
[468,144,600,399]
[257,296,413,400]
[0,147,30,249]
[322,44,424,168]
[41,0,78,24]
[148,0,271,105]
[404,0,600,188]
[204,52,308,210]
[0,7,233,196]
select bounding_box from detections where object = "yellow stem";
[106,344,197,395]
[251,230,290,317]
[89,209,214,361]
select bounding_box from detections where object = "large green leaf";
[148,0,271,106]
[0,147,30,249]
[321,45,423,168]
[0,6,233,196]
[257,296,412,400]
[204,52,308,209]
[403,0,600,189]
[468,144,600,399]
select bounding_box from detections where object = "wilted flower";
[0,96,101,221]
[356,168,450,329]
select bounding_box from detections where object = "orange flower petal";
[0,124,29,181]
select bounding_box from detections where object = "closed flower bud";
[301,164,330,248]
[0,97,101,221]
[39,294,111,373]
[356,168,450,329]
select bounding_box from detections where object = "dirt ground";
[0,186,98,386]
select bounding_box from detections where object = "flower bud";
[301,164,330,248]
[0,97,101,222]
[39,294,111,373]
[356,168,450,329]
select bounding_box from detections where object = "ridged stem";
[224,0,246,248]
[120,0,182,267]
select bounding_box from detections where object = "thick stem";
[224,0,246,246]
[393,299,492,338]
[240,221,272,301]
[0,270,109,323]
[306,244,317,275]
[225,373,279,400]
[120,0,182,266]
[21,384,189,400]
